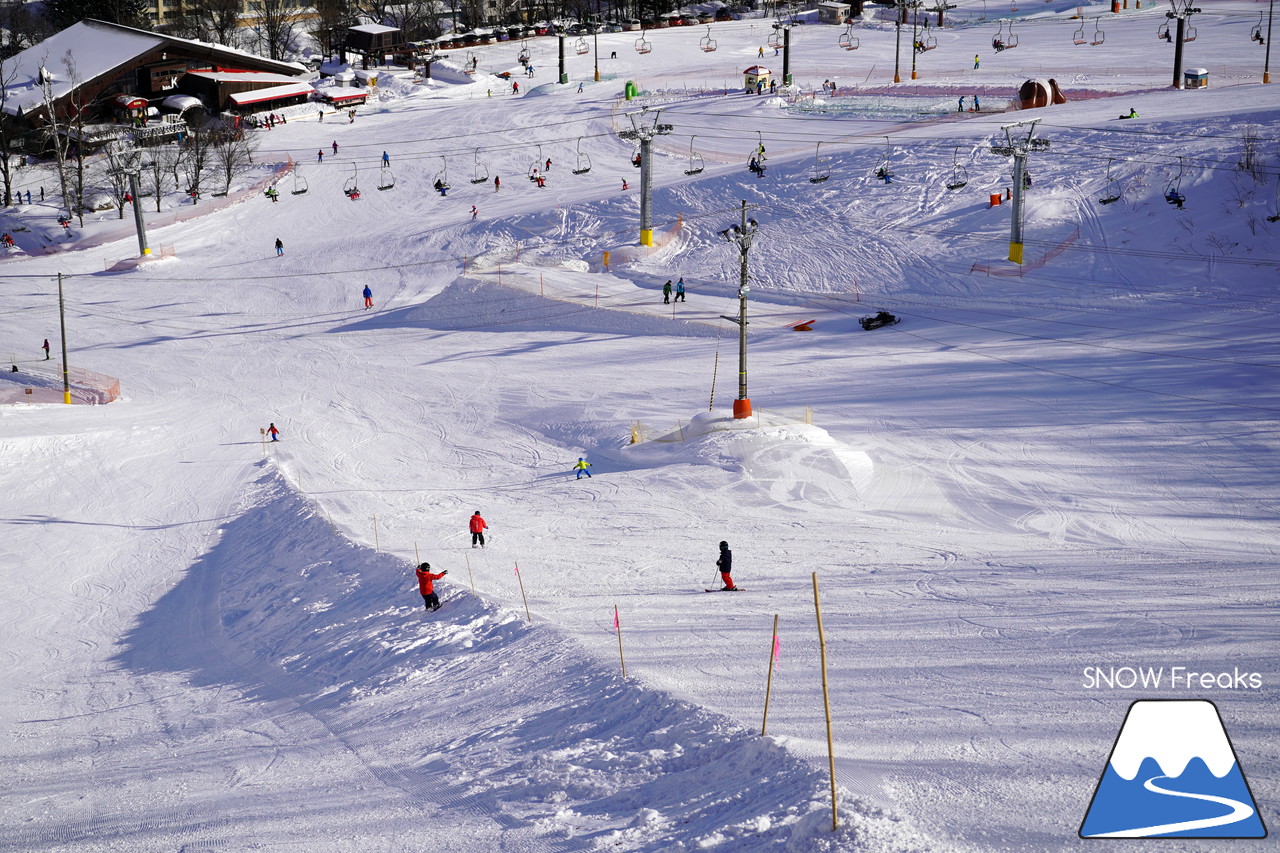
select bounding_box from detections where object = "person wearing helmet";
[415,562,448,611]
[573,457,593,479]
[469,511,488,548]
[716,541,736,591]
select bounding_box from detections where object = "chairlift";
[746,132,767,175]
[518,43,531,64]
[1165,157,1187,209]
[575,36,589,54]
[945,147,968,190]
[1251,13,1265,44]
[528,144,545,180]
[379,165,395,190]
[1010,0,1018,11]
[1097,158,1120,205]
[1157,21,1170,41]
[1091,18,1105,45]
[572,137,592,174]
[838,25,860,50]
[343,164,360,199]
[291,166,309,195]
[464,53,479,74]
[433,156,450,190]
[1183,25,1196,42]
[923,33,937,50]
[768,22,784,49]
[992,20,1018,51]
[470,148,490,184]
[700,26,718,52]
[635,35,652,54]
[808,142,830,184]
[1072,21,1086,45]
[684,135,705,175]
[631,144,643,168]
[874,137,895,182]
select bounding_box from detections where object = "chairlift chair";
[518,43,531,63]
[1165,157,1187,208]
[470,149,490,184]
[635,35,652,53]
[1183,25,1196,42]
[1157,21,1170,40]
[343,164,359,197]
[1073,22,1087,45]
[923,33,937,50]
[573,137,593,174]
[808,142,830,183]
[1097,158,1120,205]
[768,23,784,49]
[379,165,395,190]
[1091,19,1105,45]
[1251,14,1265,43]
[528,145,544,180]
[700,26,718,52]
[684,136,705,175]
[575,36,589,54]
[875,137,895,182]
[1010,0,1018,11]
[292,167,309,195]
[945,147,968,190]
[631,144,643,168]
[838,26,860,50]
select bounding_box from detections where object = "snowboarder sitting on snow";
[716,541,736,591]
[415,562,448,611]
[574,457,592,479]
[1119,108,1138,119]
[470,511,488,548]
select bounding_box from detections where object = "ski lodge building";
[0,19,309,148]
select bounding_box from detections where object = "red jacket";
[416,568,446,595]
[469,514,487,533]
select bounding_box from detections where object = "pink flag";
[514,563,521,575]
[773,636,781,666]
[613,607,620,632]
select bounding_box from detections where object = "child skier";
[267,423,280,441]
[716,541,736,590]
[415,562,448,611]
[574,458,592,479]
[363,285,373,309]
[469,511,488,547]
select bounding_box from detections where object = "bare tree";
[60,50,91,227]
[36,55,75,220]
[146,141,182,212]
[0,2,54,59]
[250,0,306,60]
[181,122,214,198]
[0,51,22,207]
[209,119,258,194]
[187,0,245,46]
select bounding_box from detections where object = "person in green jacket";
[662,280,672,304]
[573,458,593,479]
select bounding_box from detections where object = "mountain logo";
[1080,699,1267,839]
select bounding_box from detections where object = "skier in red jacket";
[469,511,487,548]
[415,562,448,611]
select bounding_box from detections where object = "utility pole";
[910,1,920,80]
[619,109,672,247]
[782,25,792,85]
[1166,0,1202,89]
[1264,0,1275,83]
[57,272,70,404]
[893,0,904,82]
[990,120,1049,264]
[593,26,600,82]
[719,201,760,420]
[557,34,567,84]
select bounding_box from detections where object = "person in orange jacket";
[469,511,488,548]
[415,562,448,611]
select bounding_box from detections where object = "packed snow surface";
[1,4,1278,851]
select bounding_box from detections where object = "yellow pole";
[615,604,627,677]
[812,572,838,831]
[761,613,779,735]
[515,562,532,622]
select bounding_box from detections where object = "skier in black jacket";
[716,541,736,590]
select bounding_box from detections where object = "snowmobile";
[859,311,900,331]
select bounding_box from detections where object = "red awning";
[324,91,368,103]
[228,82,314,106]
[113,94,148,109]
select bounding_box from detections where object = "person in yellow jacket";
[573,457,593,479]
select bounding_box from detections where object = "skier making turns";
[415,563,448,611]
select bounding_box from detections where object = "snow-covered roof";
[1,19,306,118]
[349,24,400,35]
[161,94,203,111]
[185,70,305,85]
[227,82,314,106]
[322,90,368,103]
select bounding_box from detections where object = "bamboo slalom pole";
[812,572,838,831]
[414,542,420,566]
[373,515,380,552]
[614,604,627,677]
[761,613,779,736]
[515,562,531,622]
[464,553,476,592]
